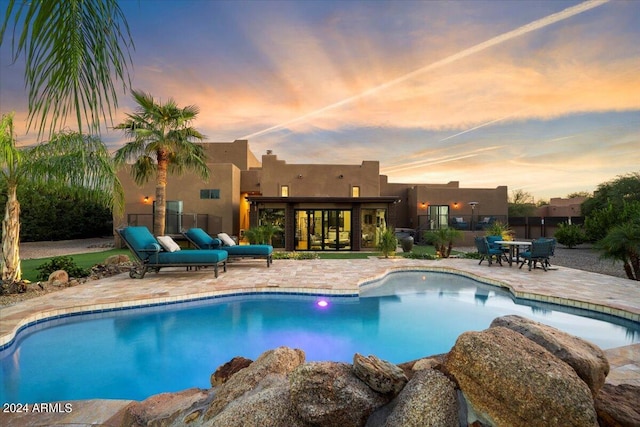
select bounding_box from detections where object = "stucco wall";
[258,154,380,197]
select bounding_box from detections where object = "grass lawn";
[21,249,130,282]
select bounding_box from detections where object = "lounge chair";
[117,226,227,278]
[184,228,273,267]
[474,236,503,266]
[519,239,554,271]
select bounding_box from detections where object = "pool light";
[316,299,329,308]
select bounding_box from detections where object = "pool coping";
[1,260,639,352]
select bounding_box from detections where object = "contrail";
[381,145,504,174]
[439,109,528,142]
[240,0,609,140]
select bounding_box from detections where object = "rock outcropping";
[119,315,625,427]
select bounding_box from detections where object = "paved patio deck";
[1,257,639,426]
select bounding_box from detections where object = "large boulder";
[383,368,458,427]
[352,353,407,395]
[209,377,309,427]
[290,361,390,427]
[595,383,640,427]
[204,346,305,420]
[48,269,68,286]
[491,315,609,395]
[444,326,597,427]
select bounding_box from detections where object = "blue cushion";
[122,227,159,258]
[485,235,502,250]
[154,249,227,264]
[222,245,273,256]
[185,228,221,249]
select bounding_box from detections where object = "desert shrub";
[271,251,319,260]
[36,256,91,281]
[485,221,514,240]
[554,223,587,248]
[377,228,398,258]
[402,252,437,260]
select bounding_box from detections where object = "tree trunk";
[1,184,21,282]
[154,153,169,236]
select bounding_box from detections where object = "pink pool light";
[316,299,329,308]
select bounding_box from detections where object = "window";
[351,186,360,197]
[281,185,289,197]
[200,189,220,199]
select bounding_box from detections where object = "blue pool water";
[1,271,638,404]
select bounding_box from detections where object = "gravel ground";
[19,237,115,260]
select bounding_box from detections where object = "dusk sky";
[1,0,639,201]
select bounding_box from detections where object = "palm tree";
[1,0,134,138]
[423,228,463,258]
[1,113,123,283]
[114,90,209,236]
[596,221,640,281]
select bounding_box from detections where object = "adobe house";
[116,140,508,250]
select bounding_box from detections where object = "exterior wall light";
[338,174,344,179]
[143,196,150,204]
[298,174,303,179]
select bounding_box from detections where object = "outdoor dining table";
[495,240,532,267]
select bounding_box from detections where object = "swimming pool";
[1,271,638,404]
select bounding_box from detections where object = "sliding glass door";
[295,210,352,250]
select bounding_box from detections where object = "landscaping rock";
[352,353,407,395]
[209,377,309,427]
[383,368,458,427]
[105,254,130,265]
[47,269,68,286]
[204,346,305,420]
[595,383,640,427]
[290,361,390,427]
[411,357,439,371]
[120,388,208,427]
[444,326,598,426]
[210,356,253,387]
[491,314,610,395]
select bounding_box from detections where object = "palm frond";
[1,0,134,137]
[24,131,123,211]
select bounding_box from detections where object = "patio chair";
[518,239,554,271]
[450,217,468,230]
[533,237,556,268]
[117,226,227,279]
[486,235,509,262]
[475,216,496,230]
[474,236,503,266]
[184,228,273,267]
